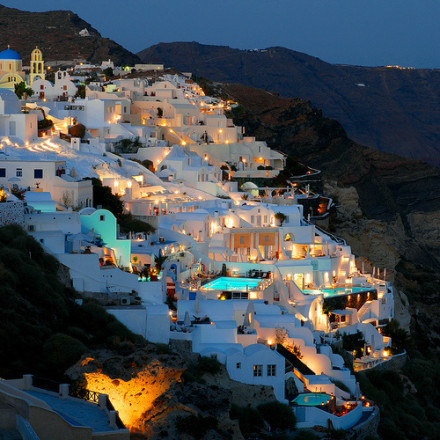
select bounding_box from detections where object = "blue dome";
[0,48,21,60]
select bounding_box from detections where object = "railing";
[105,397,126,429]
[312,223,347,246]
[33,376,59,393]
[69,385,99,404]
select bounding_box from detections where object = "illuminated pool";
[201,277,261,292]
[303,286,373,298]
[292,393,331,406]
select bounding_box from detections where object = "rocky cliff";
[0,5,139,65]
[66,345,277,439]
[138,42,440,166]
[219,83,440,347]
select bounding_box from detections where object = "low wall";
[371,351,407,372]
[356,351,407,374]
[29,406,92,440]
[0,201,25,227]
[295,402,362,430]
[348,406,380,440]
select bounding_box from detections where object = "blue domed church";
[0,46,26,90]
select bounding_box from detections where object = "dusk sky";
[4,0,440,68]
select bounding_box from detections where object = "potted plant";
[274,212,287,226]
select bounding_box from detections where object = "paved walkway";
[27,390,115,432]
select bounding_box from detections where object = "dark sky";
[4,0,440,68]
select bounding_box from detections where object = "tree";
[14,81,34,99]
[69,123,86,138]
[114,137,142,154]
[383,319,410,352]
[103,67,113,78]
[38,118,53,130]
[75,84,86,99]
[274,212,287,226]
[257,401,296,431]
[88,178,123,219]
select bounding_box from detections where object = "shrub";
[294,430,319,440]
[69,123,86,138]
[196,356,222,375]
[230,404,264,436]
[342,330,365,358]
[43,333,87,374]
[119,213,155,234]
[257,401,296,431]
[176,414,217,439]
[38,118,53,130]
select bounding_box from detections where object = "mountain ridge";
[138,42,440,167]
[0,4,139,65]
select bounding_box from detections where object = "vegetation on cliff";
[0,224,141,379]
[0,4,140,65]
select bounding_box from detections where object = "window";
[267,364,276,376]
[28,225,35,232]
[251,215,254,224]
[240,236,244,244]
[34,169,43,179]
[100,215,105,221]
[210,354,217,360]
[40,85,44,90]
[253,364,263,377]
[0,168,5,177]
[9,121,16,136]
[236,362,241,369]
[16,168,22,177]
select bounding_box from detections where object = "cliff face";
[138,42,440,166]
[67,346,276,439]
[220,83,440,347]
[0,5,139,65]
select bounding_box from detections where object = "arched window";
[284,233,294,242]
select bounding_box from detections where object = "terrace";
[0,375,129,439]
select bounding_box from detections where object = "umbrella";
[195,293,200,314]
[184,311,191,327]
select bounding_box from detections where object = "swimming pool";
[201,277,261,292]
[303,286,373,298]
[292,393,331,406]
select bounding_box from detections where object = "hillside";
[138,42,440,166]
[213,83,440,349]
[0,4,139,65]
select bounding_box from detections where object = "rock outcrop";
[67,345,276,439]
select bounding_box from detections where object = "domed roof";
[242,181,259,189]
[0,47,21,60]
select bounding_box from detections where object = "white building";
[0,89,37,144]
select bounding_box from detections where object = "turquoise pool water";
[303,286,372,298]
[292,393,331,406]
[202,277,260,292]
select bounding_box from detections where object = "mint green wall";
[80,209,131,267]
